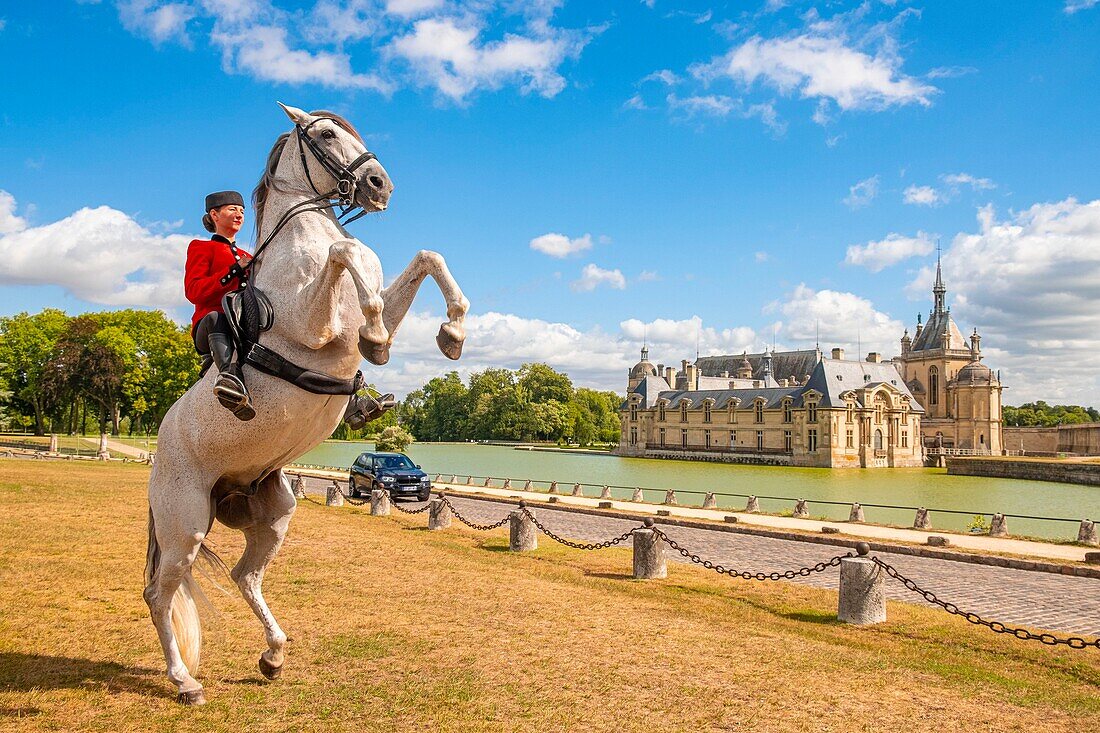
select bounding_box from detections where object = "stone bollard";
[465,476,474,485]
[428,498,452,530]
[913,507,931,530]
[1077,519,1098,546]
[794,499,809,519]
[549,481,559,494]
[848,503,865,523]
[838,544,886,625]
[449,475,457,483]
[663,490,677,505]
[745,496,760,513]
[600,485,612,499]
[484,477,493,487]
[293,474,306,499]
[571,483,583,497]
[48,434,58,453]
[370,489,391,516]
[989,513,1008,537]
[97,433,110,461]
[326,481,344,507]
[631,488,645,503]
[633,519,667,579]
[509,503,537,551]
[147,452,155,465]
[702,492,717,510]
[523,480,532,491]
[435,474,442,482]
[502,478,511,489]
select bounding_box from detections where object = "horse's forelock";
[309,110,364,144]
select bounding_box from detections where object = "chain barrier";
[335,485,371,506]
[439,496,510,531]
[871,556,1100,650]
[391,498,431,515]
[520,506,642,550]
[656,528,852,580]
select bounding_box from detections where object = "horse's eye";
[321,130,335,140]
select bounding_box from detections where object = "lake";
[299,441,1100,540]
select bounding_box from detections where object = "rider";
[185,191,396,428]
[186,191,256,421]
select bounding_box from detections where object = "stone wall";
[947,457,1100,486]
[1003,427,1059,455]
[1058,424,1100,455]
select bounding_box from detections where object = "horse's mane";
[252,110,366,238]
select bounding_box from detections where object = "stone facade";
[893,257,1003,452]
[618,347,924,468]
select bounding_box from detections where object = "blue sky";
[1,0,1099,402]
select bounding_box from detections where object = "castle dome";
[956,360,994,385]
[630,360,658,379]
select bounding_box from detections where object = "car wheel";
[348,478,358,498]
[417,491,430,502]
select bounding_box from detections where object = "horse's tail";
[146,509,229,675]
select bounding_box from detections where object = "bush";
[375,425,414,452]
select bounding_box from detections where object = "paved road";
[299,476,1100,637]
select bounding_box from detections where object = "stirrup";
[214,373,256,421]
[344,392,395,430]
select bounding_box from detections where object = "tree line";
[1003,401,1100,428]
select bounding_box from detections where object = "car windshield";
[378,455,414,469]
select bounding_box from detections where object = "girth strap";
[243,342,363,396]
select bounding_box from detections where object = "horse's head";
[278,103,393,213]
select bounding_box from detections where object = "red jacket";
[185,235,252,331]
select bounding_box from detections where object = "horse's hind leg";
[227,471,296,680]
[145,474,212,703]
[380,249,470,361]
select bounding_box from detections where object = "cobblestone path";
[300,477,1100,637]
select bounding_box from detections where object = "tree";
[0,309,69,434]
[375,425,413,452]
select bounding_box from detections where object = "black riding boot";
[209,331,256,421]
[343,391,396,430]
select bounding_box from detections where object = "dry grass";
[0,460,1097,733]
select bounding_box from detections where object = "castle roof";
[910,309,967,352]
[695,348,821,383]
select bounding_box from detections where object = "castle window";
[629,404,638,422]
[681,429,688,448]
[730,430,736,447]
[846,403,853,424]
[846,428,854,448]
[629,427,637,446]
[680,402,689,422]
[756,431,764,450]
[703,402,712,423]
[659,427,665,447]
[728,404,737,424]
[874,429,883,450]
[704,430,711,448]
[658,404,665,422]
[784,430,792,452]
[807,401,818,424]
[754,401,764,423]
[929,367,939,406]
[901,430,908,448]
[782,399,792,423]
[807,429,818,452]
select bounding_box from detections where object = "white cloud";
[623,94,648,110]
[642,69,680,85]
[385,0,444,17]
[637,270,659,282]
[699,29,936,113]
[621,316,756,355]
[571,264,626,292]
[768,284,904,356]
[754,251,769,263]
[666,93,737,116]
[118,0,197,46]
[903,184,945,207]
[942,172,995,191]
[529,232,593,258]
[387,16,591,101]
[845,230,934,272]
[907,198,1100,404]
[843,174,879,209]
[0,193,191,308]
[1065,0,1099,13]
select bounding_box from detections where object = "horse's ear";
[277,102,313,126]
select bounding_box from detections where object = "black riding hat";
[205,190,245,211]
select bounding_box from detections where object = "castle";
[617,258,1003,467]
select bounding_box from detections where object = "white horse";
[144,103,468,705]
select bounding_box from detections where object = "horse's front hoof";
[358,336,391,365]
[177,689,207,705]
[259,655,283,680]
[436,325,464,360]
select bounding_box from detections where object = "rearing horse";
[144,103,469,705]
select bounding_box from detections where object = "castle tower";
[627,345,657,393]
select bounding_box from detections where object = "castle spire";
[932,244,946,315]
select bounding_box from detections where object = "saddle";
[222,282,364,396]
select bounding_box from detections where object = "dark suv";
[349,451,431,501]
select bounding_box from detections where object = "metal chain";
[440,496,510,531]
[872,557,1100,650]
[656,529,852,580]
[334,485,371,506]
[392,499,431,514]
[521,507,642,550]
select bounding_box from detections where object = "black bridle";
[220,117,382,287]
